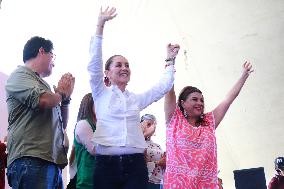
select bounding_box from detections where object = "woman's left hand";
[97,6,117,26]
[242,61,254,77]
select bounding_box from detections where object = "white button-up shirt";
[88,35,175,150]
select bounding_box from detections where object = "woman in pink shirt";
[163,62,253,189]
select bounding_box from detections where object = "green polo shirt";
[5,66,67,167]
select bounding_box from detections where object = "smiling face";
[37,47,55,77]
[104,55,131,87]
[181,92,204,118]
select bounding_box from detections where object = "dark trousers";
[93,153,148,189]
[147,182,161,189]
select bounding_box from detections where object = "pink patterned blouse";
[163,107,218,189]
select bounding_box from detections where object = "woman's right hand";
[97,6,117,27]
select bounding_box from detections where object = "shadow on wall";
[0,72,8,140]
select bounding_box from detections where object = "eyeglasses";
[49,51,56,61]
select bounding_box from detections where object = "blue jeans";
[93,153,148,189]
[7,157,63,189]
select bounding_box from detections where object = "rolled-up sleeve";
[6,69,46,109]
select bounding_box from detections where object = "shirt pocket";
[108,93,123,114]
[126,95,140,116]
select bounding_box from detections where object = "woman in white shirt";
[88,7,180,189]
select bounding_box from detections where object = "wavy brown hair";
[76,93,95,122]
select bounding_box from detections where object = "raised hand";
[166,43,180,60]
[97,6,117,26]
[242,61,254,77]
[213,61,254,127]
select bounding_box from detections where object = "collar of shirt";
[111,85,130,97]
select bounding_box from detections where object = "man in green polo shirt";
[5,36,75,189]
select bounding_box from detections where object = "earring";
[200,113,204,119]
[104,77,111,87]
[183,110,188,118]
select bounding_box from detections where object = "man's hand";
[54,73,75,100]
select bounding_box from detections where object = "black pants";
[93,153,148,189]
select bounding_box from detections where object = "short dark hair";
[23,36,53,63]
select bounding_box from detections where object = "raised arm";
[213,61,253,127]
[163,44,180,124]
[164,86,176,124]
[138,43,180,111]
[88,7,117,98]
[96,6,117,36]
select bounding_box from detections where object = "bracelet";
[61,97,71,106]
[165,57,176,62]
[165,62,175,68]
[96,24,104,28]
[57,92,71,106]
